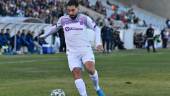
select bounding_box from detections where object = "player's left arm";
[86,16,103,52]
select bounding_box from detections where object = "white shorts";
[67,51,95,71]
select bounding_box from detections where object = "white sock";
[75,79,87,96]
[89,70,100,91]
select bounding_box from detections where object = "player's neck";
[69,13,80,21]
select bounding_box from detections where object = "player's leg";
[147,40,150,52]
[84,61,99,90]
[72,68,87,96]
[82,52,105,96]
[67,54,87,96]
[151,40,156,52]
[106,39,110,53]
[84,61,105,96]
[102,39,106,52]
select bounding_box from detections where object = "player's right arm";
[42,25,62,38]
[41,17,62,38]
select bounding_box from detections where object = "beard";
[69,14,78,20]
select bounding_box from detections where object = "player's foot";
[96,88,105,96]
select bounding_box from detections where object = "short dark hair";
[67,0,79,7]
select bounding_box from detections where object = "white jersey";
[57,14,101,53]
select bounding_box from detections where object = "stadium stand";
[0,0,169,55]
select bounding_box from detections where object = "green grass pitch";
[0,49,170,96]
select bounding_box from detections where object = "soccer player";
[41,0,105,96]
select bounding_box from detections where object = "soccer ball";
[50,89,65,96]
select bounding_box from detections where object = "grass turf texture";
[0,49,170,96]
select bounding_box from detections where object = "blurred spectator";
[4,29,11,45]
[134,32,145,48]
[166,19,170,28]
[101,24,113,53]
[36,30,47,46]
[20,29,28,54]
[0,29,11,54]
[0,29,5,48]
[94,0,106,15]
[11,31,22,53]
[26,31,34,53]
[133,16,139,24]
[34,30,47,54]
[112,31,125,50]
[145,24,156,52]
[80,0,90,8]
[4,29,11,54]
[161,28,169,48]
[0,29,5,54]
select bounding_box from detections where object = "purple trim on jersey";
[60,15,87,26]
[79,17,87,25]
[84,16,88,27]
[61,17,70,26]
[84,16,96,29]
[62,19,79,26]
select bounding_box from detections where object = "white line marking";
[0,58,64,65]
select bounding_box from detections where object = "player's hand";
[96,45,103,52]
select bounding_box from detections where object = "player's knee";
[85,61,95,75]
[72,68,82,80]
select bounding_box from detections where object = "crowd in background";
[0,28,47,55]
[0,0,67,54]
[101,23,126,53]
[80,0,107,15]
[0,0,170,55]
[0,0,65,24]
